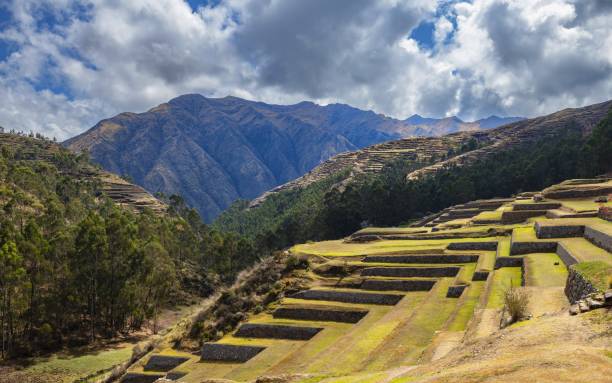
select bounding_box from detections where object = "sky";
[0,0,611,140]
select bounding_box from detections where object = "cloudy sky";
[0,0,611,140]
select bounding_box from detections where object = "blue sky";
[0,0,611,140]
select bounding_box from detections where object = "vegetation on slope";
[0,133,266,359]
[216,108,612,245]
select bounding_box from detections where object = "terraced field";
[119,178,612,383]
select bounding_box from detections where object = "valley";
[2,2,611,383]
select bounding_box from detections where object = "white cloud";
[0,0,610,139]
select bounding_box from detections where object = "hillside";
[215,100,612,252]
[0,132,268,360]
[253,100,611,204]
[64,95,520,221]
[116,177,612,383]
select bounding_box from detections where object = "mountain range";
[65,94,523,221]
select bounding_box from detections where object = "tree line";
[0,137,264,358]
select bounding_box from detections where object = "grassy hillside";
[0,133,266,359]
[134,176,612,383]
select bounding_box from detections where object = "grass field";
[524,253,567,287]
[486,268,522,309]
[16,343,134,383]
[293,238,501,258]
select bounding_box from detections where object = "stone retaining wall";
[446,285,467,298]
[166,372,187,380]
[494,257,524,269]
[201,343,266,362]
[291,289,403,305]
[472,271,490,281]
[364,254,479,264]
[361,266,460,278]
[273,306,369,323]
[234,323,323,340]
[535,223,584,238]
[143,355,189,372]
[510,241,558,255]
[565,266,599,303]
[555,242,579,266]
[447,242,498,251]
[512,203,561,211]
[120,373,165,383]
[584,226,612,253]
[501,210,548,224]
[544,186,612,199]
[361,279,436,291]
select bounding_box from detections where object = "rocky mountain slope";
[254,100,611,205]
[64,94,521,221]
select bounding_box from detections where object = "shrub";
[503,285,530,325]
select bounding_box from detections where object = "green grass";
[302,292,426,374]
[486,267,522,309]
[554,198,612,212]
[560,238,612,264]
[293,237,501,258]
[524,253,568,287]
[476,252,498,271]
[21,344,133,383]
[362,278,459,370]
[455,263,476,285]
[572,261,612,291]
[496,236,511,257]
[473,210,502,221]
[511,226,538,242]
[447,282,485,331]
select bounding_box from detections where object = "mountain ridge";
[65,94,524,221]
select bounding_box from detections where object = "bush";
[503,285,530,325]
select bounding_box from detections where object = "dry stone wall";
[290,290,403,305]
[201,343,266,362]
[565,267,599,303]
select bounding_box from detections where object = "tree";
[73,212,108,342]
[0,241,25,358]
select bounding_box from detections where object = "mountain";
[216,99,612,244]
[65,94,523,221]
[251,100,610,203]
[401,114,524,136]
